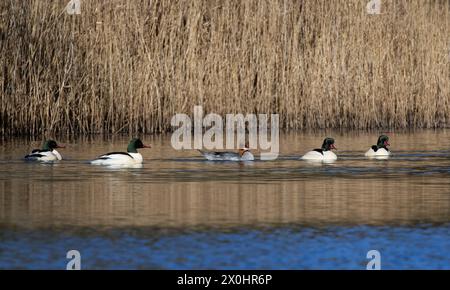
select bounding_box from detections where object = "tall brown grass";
[1,0,449,135]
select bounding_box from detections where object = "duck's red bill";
[57,144,66,148]
[143,144,151,148]
[330,144,337,150]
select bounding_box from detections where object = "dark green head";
[42,140,63,150]
[321,137,336,151]
[376,135,390,149]
[127,138,150,153]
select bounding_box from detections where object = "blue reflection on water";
[0,225,449,269]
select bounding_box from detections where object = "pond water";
[0,130,449,269]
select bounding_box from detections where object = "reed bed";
[0,0,449,135]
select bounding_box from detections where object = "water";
[0,130,449,269]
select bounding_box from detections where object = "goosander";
[24,140,65,162]
[301,137,337,162]
[198,146,254,161]
[90,138,151,166]
[365,135,391,157]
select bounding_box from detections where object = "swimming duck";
[301,137,337,162]
[24,140,65,162]
[198,145,254,161]
[90,138,151,165]
[365,135,391,157]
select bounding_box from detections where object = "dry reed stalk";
[0,0,449,136]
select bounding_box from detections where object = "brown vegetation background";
[1,0,449,135]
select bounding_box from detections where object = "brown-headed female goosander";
[198,145,254,161]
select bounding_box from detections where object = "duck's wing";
[25,153,45,160]
[96,152,133,160]
[26,149,47,157]
[24,150,55,161]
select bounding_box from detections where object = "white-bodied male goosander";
[301,137,337,162]
[365,135,391,158]
[90,138,151,166]
[198,145,254,161]
[24,140,65,162]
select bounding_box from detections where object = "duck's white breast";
[323,151,337,161]
[129,152,143,163]
[40,151,59,162]
[52,149,62,160]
